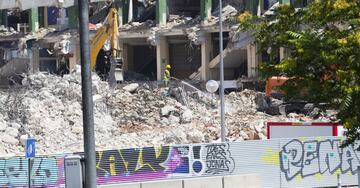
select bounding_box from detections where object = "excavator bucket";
[108,57,123,86]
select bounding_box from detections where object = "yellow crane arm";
[90,8,119,71]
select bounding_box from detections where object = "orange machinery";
[265,76,289,97]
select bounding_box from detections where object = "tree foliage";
[238,0,360,146]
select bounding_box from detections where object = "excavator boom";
[90,8,120,71]
[89,7,123,83]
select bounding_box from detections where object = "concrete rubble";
[0,25,18,37]
[0,69,330,156]
[123,3,240,46]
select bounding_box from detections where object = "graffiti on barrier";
[280,139,360,181]
[95,146,191,183]
[192,145,203,174]
[3,137,360,187]
[95,144,238,184]
[204,143,235,175]
[0,157,64,187]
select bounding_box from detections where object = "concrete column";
[38,7,49,28]
[122,43,130,71]
[258,0,264,16]
[0,9,8,27]
[245,0,259,15]
[28,8,39,32]
[43,7,48,27]
[201,0,212,24]
[128,0,133,22]
[122,0,129,24]
[246,43,260,78]
[201,33,212,80]
[69,39,80,71]
[156,0,167,26]
[38,7,44,28]
[279,47,291,61]
[32,46,40,73]
[67,6,78,29]
[156,37,169,81]
[115,0,124,26]
[128,44,134,71]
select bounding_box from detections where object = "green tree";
[238,0,360,146]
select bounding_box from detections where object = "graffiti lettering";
[0,157,64,187]
[96,146,190,183]
[96,146,171,175]
[173,146,190,174]
[280,139,360,181]
[204,143,235,175]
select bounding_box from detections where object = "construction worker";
[163,64,171,87]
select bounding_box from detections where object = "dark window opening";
[133,1,156,22]
[7,10,28,31]
[39,49,57,74]
[169,43,201,79]
[212,32,230,59]
[167,0,200,18]
[130,45,157,81]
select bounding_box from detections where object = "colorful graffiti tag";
[95,146,190,183]
[0,144,236,187]
[279,139,360,181]
[0,157,65,187]
[95,144,235,184]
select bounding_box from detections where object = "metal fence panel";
[0,136,358,187]
[228,140,281,188]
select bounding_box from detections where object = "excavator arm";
[90,8,119,71]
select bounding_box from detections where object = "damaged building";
[0,0,309,86]
[119,0,309,83]
[118,0,276,83]
[0,2,81,85]
[0,0,119,85]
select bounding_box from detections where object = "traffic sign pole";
[25,138,35,188]
[28,158,31,188]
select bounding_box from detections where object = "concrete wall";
[98,175,261,188]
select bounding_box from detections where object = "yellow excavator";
[90,7,123,83]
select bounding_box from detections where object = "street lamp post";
[219,0,226,142]
[78,0,97,187]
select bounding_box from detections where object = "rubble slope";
[0,71,323,156]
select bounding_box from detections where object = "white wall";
[98,175,261,188]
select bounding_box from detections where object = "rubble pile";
[0,71,324,156]
[122,3,240,44]
[0,25,18,37]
